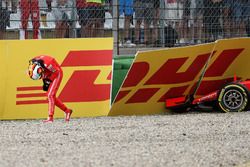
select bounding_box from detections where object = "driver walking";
[28,55,73,122]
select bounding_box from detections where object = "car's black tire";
[217,84,249,112]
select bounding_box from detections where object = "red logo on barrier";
[115,48,244,103]
[16,50,112,105]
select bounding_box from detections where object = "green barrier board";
[111,56,134,103]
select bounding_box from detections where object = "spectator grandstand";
[2,0,250,54]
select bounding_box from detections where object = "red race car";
[166,78,250,112]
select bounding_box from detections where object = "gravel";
[0,112,250,167]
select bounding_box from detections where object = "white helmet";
[28,63,44,80]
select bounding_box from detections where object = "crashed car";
[166,79,250,112]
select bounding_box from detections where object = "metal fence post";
[159,0,165,47]
[70,0,77,38]
[112,0,119,56]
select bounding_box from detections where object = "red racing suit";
[20,0,40,39]
[32,55,70,117]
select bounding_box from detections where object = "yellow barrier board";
[109,38,250,116]
[0,38,113,120]
[195,38,250,96]
[0,41,6,118]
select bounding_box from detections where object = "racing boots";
[65,109,73,122]
[43,115,54,123]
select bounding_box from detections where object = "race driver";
[28,55,73,122]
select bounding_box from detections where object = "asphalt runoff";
[0,112,250,167]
